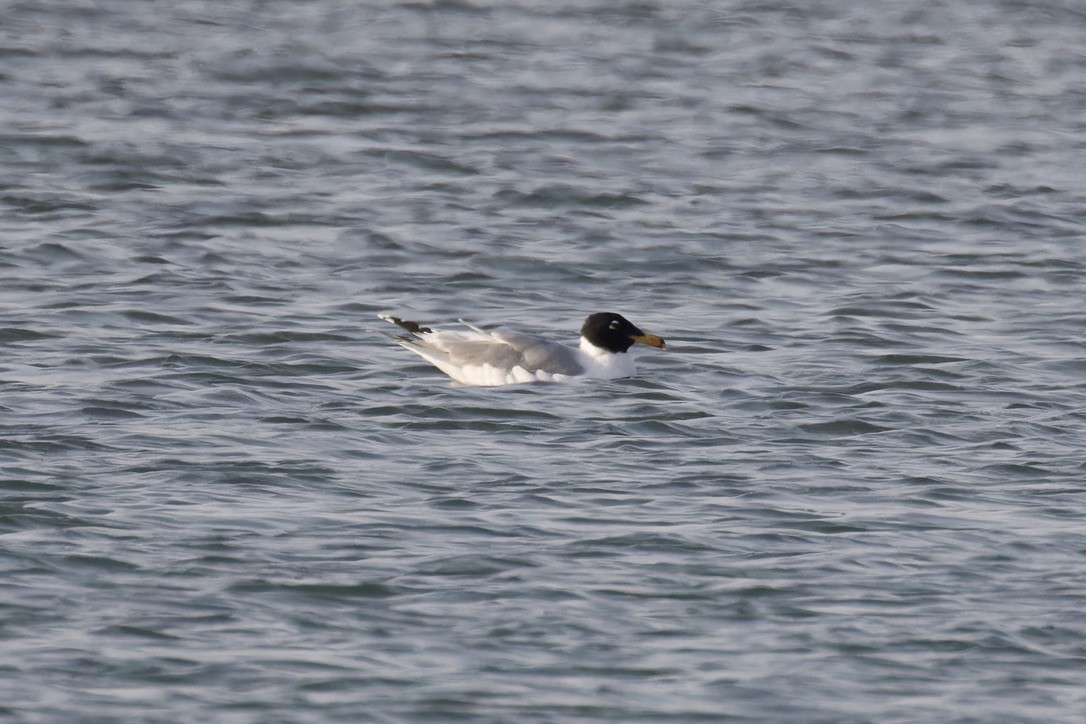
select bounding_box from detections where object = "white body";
[387,320,641,387]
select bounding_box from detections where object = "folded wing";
[382,316,585,385]
[442,328,584,376]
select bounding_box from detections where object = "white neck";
[577,337,637,378]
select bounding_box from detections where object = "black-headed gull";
[380,312,667,386]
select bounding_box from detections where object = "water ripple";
[2,0,1086,721]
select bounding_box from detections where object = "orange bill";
[631,332,667,349]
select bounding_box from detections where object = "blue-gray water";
[3,1,1085,721]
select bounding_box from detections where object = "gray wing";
[443,328,585,376]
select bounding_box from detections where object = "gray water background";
[2,1,1086,721]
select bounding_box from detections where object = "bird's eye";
[609,320,621,329]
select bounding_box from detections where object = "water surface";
[2,1,1085,721]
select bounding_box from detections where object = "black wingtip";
[380,314,432,335]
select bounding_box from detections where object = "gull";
[379,312,666,386]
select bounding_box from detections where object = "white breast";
[573,337,638,379]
